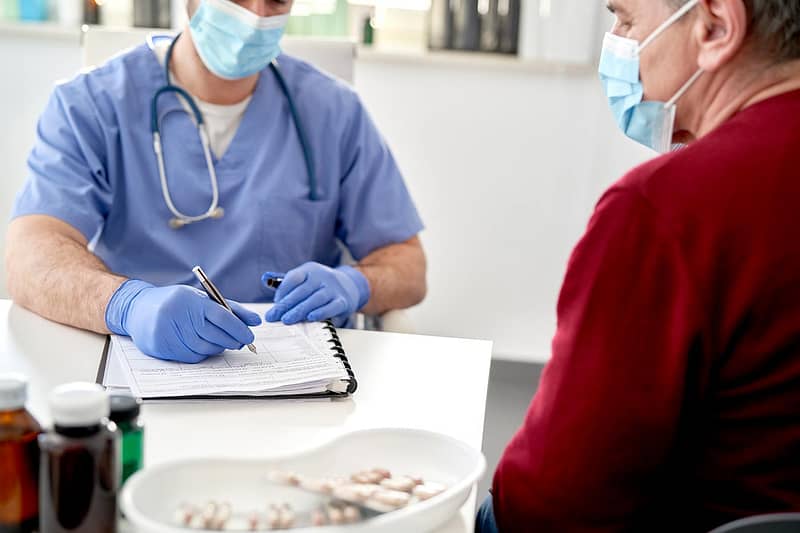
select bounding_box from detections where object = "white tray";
[121,428,486,533]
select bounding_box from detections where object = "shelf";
[357,45,596,75]
[0,20,82,42]
[0,21,596,76]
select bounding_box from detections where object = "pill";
[413,482,446,501]
[266,504,282,529]
[311,509,328,526]
[380,476,417,493]
[201,501,218,528]
[174,503,196,525]
[333,483,380,502]
[270,470,301,486]
[278,503,294,529]
[371,468,392,479]
[351,470,384,484]
[210,502,232,530]
[370,488,412,508]
[343,505,361,523]
[329,477,349,488]
[189,514,207,529]
[300,477,335,494]
[247,511,260,531]
[326,504,345,525]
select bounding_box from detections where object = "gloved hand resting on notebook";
[262,263,370,326]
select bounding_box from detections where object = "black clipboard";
[95,321,358,401]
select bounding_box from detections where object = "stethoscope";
[150,33,318,229]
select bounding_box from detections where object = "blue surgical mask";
[599,0,703,153]
[189,0,288,80]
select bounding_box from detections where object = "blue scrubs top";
[12,40,424,303]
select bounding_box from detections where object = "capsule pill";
[343,505,361,523]
[413,482,446,501]
[380,476,416,493]
[370,488,412,508]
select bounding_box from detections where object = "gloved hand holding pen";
[262,262,370,326]
[105,280,261,363]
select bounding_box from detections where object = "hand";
[262,263,370,325]
[105,280,262,363]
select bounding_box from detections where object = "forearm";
[5,215,127,334]
[355,236,427,316]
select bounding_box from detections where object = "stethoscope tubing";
[150,33,317,229]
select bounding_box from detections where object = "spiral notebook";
[96,320,357,400]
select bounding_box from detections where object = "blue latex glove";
[262,263,370,325]
[105,280,262,363]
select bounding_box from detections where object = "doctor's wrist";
[336,265,370,311]
[105,279,155,335]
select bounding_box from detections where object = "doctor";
[5,0,426,363]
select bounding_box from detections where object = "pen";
[266,277,283,289]
[192,266,258,355]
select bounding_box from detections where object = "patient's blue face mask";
[599,0,703,153]
[189,0,288,80]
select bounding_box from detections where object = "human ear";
[694,0,748,72]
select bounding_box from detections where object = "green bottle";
[109,394,144,484]
[362,16,374,46]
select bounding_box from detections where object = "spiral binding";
[322,320,358,395]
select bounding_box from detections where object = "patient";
[480,0,800,531]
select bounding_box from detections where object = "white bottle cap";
[49,382,110,428]
[0,373,28,411]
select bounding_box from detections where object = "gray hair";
[669,0,800,62]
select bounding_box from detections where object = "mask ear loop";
[656,68,703,153]
[664,68,705,109]
[638,0,700,53]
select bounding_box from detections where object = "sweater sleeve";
[493,187,702,532]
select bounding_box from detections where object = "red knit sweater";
[493,90,800,533]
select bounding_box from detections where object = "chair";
[80,26,355,84]
[708,514,800,533]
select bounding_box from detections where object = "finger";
[196,321,245,351]
[281,289,335,325]
[261,271,286,290]
[201,300,256,345]
[306,297,349,322]
[167,348,211,364]
[273,267,311,302]
[173,327,228,357]
[267,280,320,322]
[182,353,211,364]
[228,300,262,326]
[132,329,213,363]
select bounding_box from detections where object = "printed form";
[104,321,350,398]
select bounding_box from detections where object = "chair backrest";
[708,513,800,533]
[80,26,355,84]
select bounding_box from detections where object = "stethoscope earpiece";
[169,218,188,229]
[169,207,224,229]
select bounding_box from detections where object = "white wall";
[355,58,651,361]
[520,0,604,64]
[0,25,652,362]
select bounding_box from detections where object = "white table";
[0,300,492,532]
